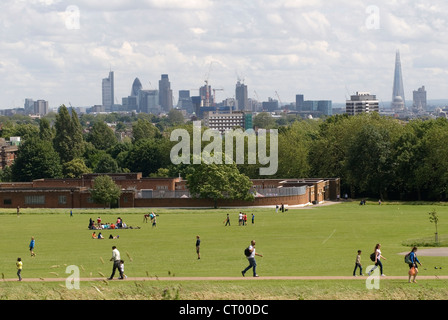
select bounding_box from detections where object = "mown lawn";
[0,201,448,300]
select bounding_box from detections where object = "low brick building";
[0,173,340,209]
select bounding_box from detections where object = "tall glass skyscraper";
[158,74,173,113]
[391,50,405,111]
[102,71,114,111]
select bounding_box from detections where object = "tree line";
[1,106,448,201]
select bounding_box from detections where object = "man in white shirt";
[108,246,124,280]
[242,240,263,277]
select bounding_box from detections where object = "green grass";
[1,201,448,299]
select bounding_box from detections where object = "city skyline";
[1,1,448,109]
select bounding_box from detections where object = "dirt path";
[3,275,448,282]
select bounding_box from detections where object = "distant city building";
[200,83,213,107]
[139,90,159,114]
[178,90,193,114]
[413,86,427,111]
[262,98,279,112]
[102,71,114,111]
[33,100,49,115]
[158,74,173,113]
[295,94,304,111]
[346,92,379,116]
[131,77,142,97]
[235,80,248,111]
[391,50,406,111]
[24,98,34,114]
[203,110,252,133]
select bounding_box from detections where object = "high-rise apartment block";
[235,80,248,111]
[34,100,49,115]
[346,92,379,116]
[413,86,427,111]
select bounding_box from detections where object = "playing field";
[1,201,448,299]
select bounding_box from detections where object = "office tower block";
[102,71,114,111]
[158,74,173,112]
[235,80,248,111]
[295,94,304,111]
[34,100,49,115]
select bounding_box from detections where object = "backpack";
[404,252,412,264]
[244,247,251,257]
[370,252,376,262]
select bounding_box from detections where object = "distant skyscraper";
[391,50,405,111]
[158,74,173,112]
[34,100,49,115]
[131,77,142,97]
[235,80,248,111]
[295,94,304,111]
[413,86,427,111]
[102,71,114,111]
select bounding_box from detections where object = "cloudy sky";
[1,0,447,109]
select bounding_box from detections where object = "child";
[29,237,36,257]
[16,258,22,281]
[119,260,127,279]
[353,250,363,276]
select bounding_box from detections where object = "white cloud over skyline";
[1,0,447,109]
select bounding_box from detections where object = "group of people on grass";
[353,243,423,283]
[223,212,255,226]
[88,217,127,230]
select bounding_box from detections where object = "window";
[25,195,45,205]
[58,195,67,205]
[3,199,12,205]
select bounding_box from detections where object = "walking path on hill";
[3,275,448,282]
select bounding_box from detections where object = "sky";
[1,0,448,109]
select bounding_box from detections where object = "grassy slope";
[0,202,448,299]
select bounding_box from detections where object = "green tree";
[39,117,54,141]
[131,118,161,142]
[53,105,84,163]
[11,137,62,181]
[186,162,254,208]
[62,158,92,178]
[125,138,172,176]
[429,209,439,244]
[86,121,118,150]
[253,112,276,129]
[89,175,121,208]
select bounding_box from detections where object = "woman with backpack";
[368,243,387,276]
[407,246,422,283]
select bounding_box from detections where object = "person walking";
[16,258,23,281]
[108,246,124,280]
[368,243,387,276]
[408,246,422,283]
[196,235,201,259]
[242,240,263,277]
[353,250,363,276]
[223,214,230,226]
[29,237,36,257]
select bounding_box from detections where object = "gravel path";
[3,275,448,282]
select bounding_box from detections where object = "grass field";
[1,201,448,300]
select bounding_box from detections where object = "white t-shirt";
[247,245,255,259]
[376,249,381,261]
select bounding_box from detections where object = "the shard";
[391,50,405,110]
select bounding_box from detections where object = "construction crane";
[275,91,288,113]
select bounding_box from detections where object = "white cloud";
[1,0,448,108]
